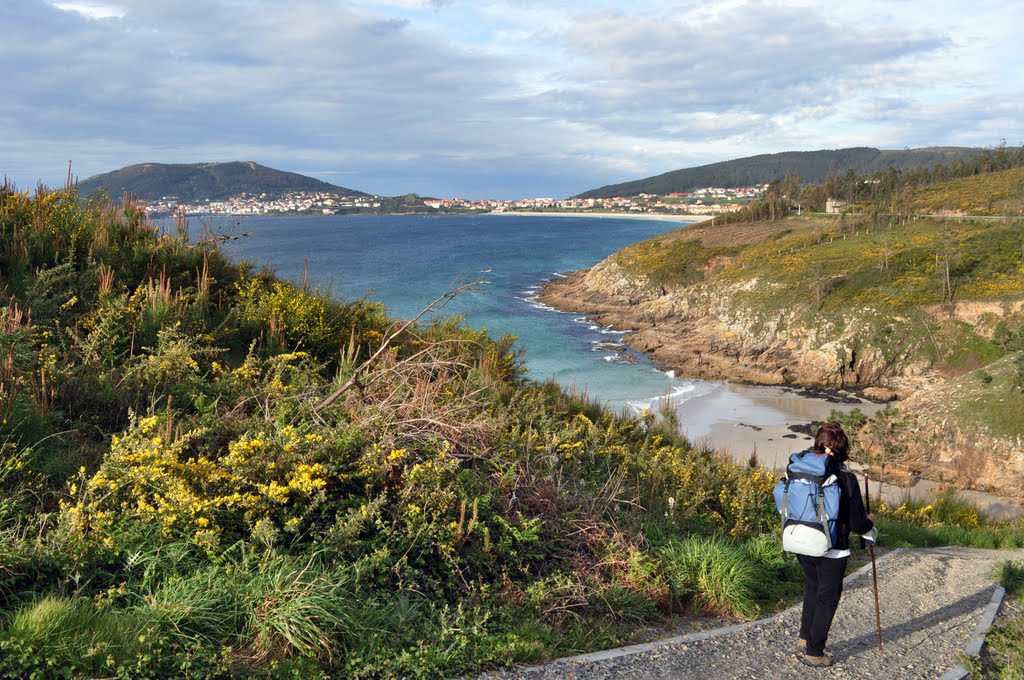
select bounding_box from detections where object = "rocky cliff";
[539,257,918,398]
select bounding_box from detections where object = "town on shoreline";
[143,184,769,218]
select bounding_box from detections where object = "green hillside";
[910,165,1024,216]
[576,146,989,199]
[584,162,1024,499]
[77,161,369,202]
[617,212,1024,322]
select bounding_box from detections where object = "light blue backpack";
[773,451,840,557]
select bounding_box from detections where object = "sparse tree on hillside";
[844,168,859,206]
[766,180,783,221]
[892,185,915,225]
[781,171,801,207]
[800,183,826,212]
[939,221,958,304]
[812,260,827,309]
[824,169,841,200]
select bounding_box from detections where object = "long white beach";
[483,210,714,223]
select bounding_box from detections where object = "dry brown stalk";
[98,264,115,295]
[314,274,486,413]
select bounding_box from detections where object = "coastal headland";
[536,265,888,455]
[533,207,1024,517]
[538,267,1024,519]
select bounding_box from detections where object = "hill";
[911,165,1024,216]
[77,161,369,202]
[575,146,989,199]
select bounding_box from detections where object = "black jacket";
[828,457,875,551]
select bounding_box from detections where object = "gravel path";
[479,547,1021,680]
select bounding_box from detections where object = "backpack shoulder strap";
[780,478,791,519]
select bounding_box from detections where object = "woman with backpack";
[794,421,876,667]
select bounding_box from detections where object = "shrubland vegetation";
[3,175,1023,678]
[0,181,817,678]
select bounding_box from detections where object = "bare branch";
[314,274,486,413]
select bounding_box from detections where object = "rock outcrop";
[539,259,927,395]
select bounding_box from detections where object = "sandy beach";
[484,210,714,224]
[674,381,1022,519]
[672,382,886,470]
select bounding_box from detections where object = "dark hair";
[813,421,850,463]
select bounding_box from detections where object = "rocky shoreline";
[537,265,903,399]
[537,262,1024,512]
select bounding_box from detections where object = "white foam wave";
[514,295,559,311]
[622,381,706,416]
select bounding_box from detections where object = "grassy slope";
[611,208,1024,367]
[911,166,1024,216]
[0,183,797,678]
[601,172,1024,459]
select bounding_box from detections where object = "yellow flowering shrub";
[62,413,336,550]
[232,276,388,360]
[882,490,982,528]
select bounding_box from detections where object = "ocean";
[214,212,715,415]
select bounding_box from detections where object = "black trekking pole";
[864,474,883,650]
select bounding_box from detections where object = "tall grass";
[0,596,154,677]
[659,536,760,618]
[878,490,1024,549]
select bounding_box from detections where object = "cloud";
[51,1,125,19]
[550,5,949,134]
[2,1,1022,197]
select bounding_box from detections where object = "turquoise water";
[216,213,716,414]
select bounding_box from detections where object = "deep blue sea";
[213,213,717,414]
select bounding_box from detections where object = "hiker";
[795,422,876,667]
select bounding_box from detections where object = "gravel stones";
[478,546,1022,680]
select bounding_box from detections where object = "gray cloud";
[549,5,950,136]
[1,0,1021,198]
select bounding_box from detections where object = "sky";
[2,1,1023,199]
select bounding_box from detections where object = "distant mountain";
[77,161,369,202]
[575,147,991,199]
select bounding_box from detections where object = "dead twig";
[314,274,485,413]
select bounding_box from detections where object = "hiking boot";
[797,637,807,650]
[800,653,835,668]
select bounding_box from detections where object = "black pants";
[796,554,848,656]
